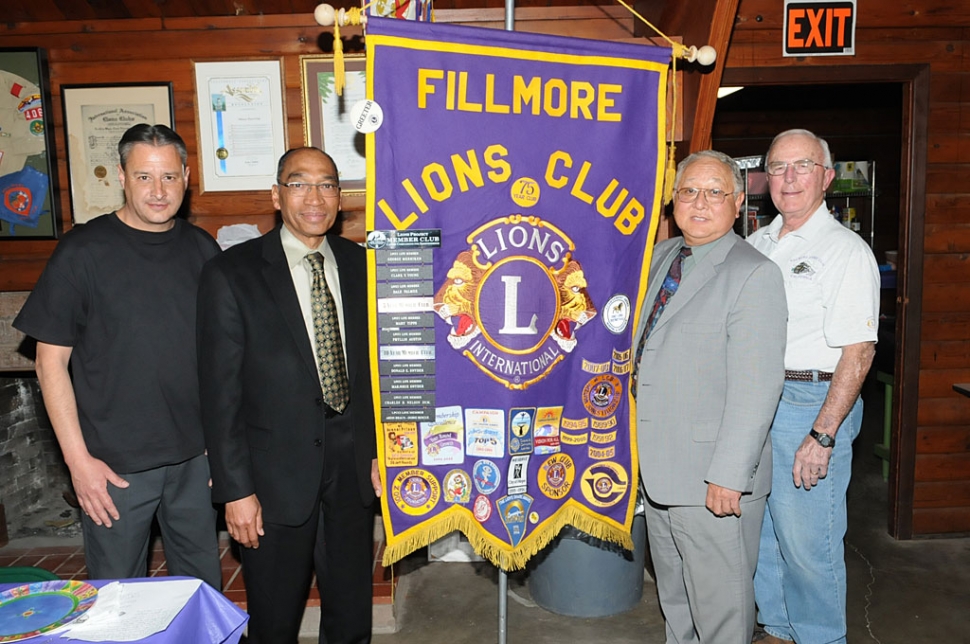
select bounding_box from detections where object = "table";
[953,383,970,398]
[0,577,247,643]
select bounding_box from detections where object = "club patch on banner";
[538,453,574,500]
[384,422,419,467]
[472,459,501,495]
[465,408,505,457]
[392,468,441,515]
[580,462,629,508]
[534,406,563,455]
[473,494,492,522]
[433,215,595,389]
[508,407,535,455]
[496,493,533,547]
[369,16,668,570]
[443,469,472,504]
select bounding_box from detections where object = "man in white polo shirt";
[748,129,880,644]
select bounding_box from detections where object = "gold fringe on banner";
[383,504,636,572]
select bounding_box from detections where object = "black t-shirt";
[14,213,220,473]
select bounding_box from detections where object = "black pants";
[241,419,374,644]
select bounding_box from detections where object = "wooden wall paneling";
[724,37,963,73]
[923,284,970,312]
[927,133,970,164]
[916,426,970,453]
[927,164,970,193]
[913,481,970,509]
[925,194,970,223]
[915,453,970,482]
[917,395,970,426]
[920,338,970,368]
[912,507,970,534]
[920,312,970,340]
[924,224,970,253]
[922,254,970,283]
[0,18,164,36]
[919,369,970,397]
[734,0,970,30]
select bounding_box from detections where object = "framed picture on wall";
[300,54,367,194]
[0,47,59,239]
[193,59,288,193]
[61,83,174,224]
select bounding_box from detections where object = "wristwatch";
[809,428,836,448]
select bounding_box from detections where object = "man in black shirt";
[14,124,221,588]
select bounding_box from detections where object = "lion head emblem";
[433,250,484,349]
[552,260,596,351]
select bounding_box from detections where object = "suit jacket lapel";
[650,232,739,337]
[635,242,681,342]
[262,228,320,384]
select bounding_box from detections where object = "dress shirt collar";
[280,225,335,270]
[758,202,830,244]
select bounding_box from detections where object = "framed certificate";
[300,54,367,195]
[61,83,174,224]
[193,59,288,193]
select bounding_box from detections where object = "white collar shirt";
[748,202,880,371]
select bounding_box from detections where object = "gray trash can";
[527,514,646,617]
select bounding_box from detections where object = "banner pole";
[497,0,514,635]
[498,567,508,644]
[496,0,513,630]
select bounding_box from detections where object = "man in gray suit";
[632,150,787,643]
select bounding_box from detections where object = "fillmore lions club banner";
[365,17,669,570]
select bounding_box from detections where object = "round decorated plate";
[0,580,98,642]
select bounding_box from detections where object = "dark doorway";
[708,65,930,539]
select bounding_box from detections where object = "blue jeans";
[753,380,862,644]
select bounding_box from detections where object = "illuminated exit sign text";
[784,0,856,57]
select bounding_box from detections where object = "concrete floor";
[351,379,970,644]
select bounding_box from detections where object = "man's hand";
[793,434,832,490]
[371,458,382,497]
[226,494,264,548]
[706,483,742,517]
[69,454,128,528]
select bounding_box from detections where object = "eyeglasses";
[279,181,340,196]
[674,187,735,205]
[765,159,826,176]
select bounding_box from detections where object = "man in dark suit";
[198,147,381,643]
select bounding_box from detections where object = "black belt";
[785,369,833,382]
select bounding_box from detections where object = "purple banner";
[365,17,669,570]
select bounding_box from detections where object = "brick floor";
[0,537,396,612]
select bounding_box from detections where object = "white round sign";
[351,99,384,134]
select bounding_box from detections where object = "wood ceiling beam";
[634,0,740,153]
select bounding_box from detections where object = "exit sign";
[783,0,856,56]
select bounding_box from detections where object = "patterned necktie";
[306,252,350,413]
[631,246,692,397]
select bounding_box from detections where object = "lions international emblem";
[433,215,597,389]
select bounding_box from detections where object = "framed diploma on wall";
[193,59,288,193]
[300,55,367,195]
[0,47,59,239]
[61,83,174,224]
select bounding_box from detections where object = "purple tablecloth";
[0,577,248,644]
